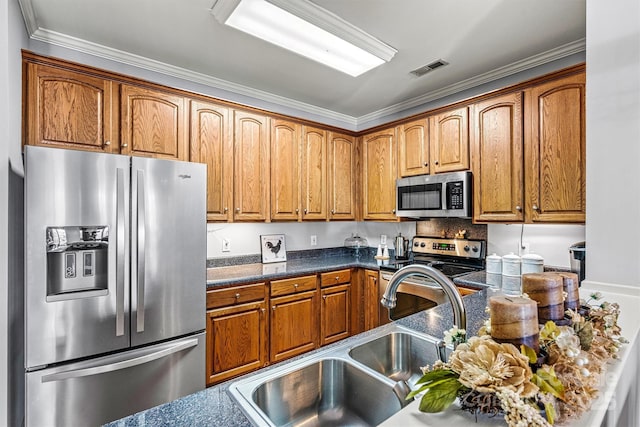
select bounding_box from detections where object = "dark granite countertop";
[206,251,383,289]
[106,271,492,427]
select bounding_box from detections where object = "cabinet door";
[25,63,117,153]
[362,127,398,220]
[301,126,328,220]
[206,301,268,386]
[429,107,469,173]
[120,84,188,160]
[526,73,586,223]
[471,92,524,222]
[270,290,318,363]
[327,132,356,220]
[190,100,232,221]
[364,270,380,330]
[399,119,430,177]
[234,111,270,221]
[321,284,350,345]
[271,119,301,221]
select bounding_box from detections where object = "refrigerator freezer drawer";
[25,332,205,427]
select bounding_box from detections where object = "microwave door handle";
[41,338,198,383]
[115,168,125,337]
[136,169,146,333]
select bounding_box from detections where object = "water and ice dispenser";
[46,226,109,300]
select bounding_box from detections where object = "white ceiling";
[19,0,586,127]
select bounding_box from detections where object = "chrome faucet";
[380,264,467,333]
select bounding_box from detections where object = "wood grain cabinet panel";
[399,119,430,177]
[526,73,586,223]
[25,63,118,152]
[327,132,356,220]
[233,111,270,221]
[321,284,350,346]
[362,127,398,220]
[120,84,188,160]
[270,290,319,363]
[271,119,301,221]
[301,126,328,220]
[206,301,268,386]
[429,107,469,173]
[364,270,381,330]
[471,92,524,222]
[190,100,232,221]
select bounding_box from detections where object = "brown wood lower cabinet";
[205,283,268,386]
[363,269,381,330]
[320,269,351,346]
[270,289,319,363]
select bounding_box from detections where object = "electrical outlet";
[310,235,317,246]
[222,238,231,252]
[519,241,530,256]
[380,234,387,245]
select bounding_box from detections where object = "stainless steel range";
[378,237,486,322]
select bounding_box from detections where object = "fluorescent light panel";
[211,0,396,77]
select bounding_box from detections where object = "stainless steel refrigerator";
[23,146,207,426]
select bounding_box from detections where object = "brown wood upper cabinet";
[429,106,470,173]
[25,62,118,153]
[471,92,524,222]
[190,100,233,221]
[120,84,188,160]
[271,119,301,221]
[525,73,586,223]
[398,118,429,177]
[472,72,586,224]
[301,126,328,220]
[327,132,356,220]
[361,127,398,221]
[234,111,270,221]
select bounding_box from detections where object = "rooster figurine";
[265,239,282,255]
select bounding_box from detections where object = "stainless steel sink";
[228,324,443,427]
[252,358,406,426]
[348,331,440,390]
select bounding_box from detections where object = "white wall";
[206,221,416,258]
[586,0,640,288]
[487,224,585,268]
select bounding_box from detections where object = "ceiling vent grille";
[410,59,449,77]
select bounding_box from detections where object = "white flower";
[443,327,466,346]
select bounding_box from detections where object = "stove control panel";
[412,237,485,259]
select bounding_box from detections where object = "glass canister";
[501,253,521,276]
[521,253,544,275]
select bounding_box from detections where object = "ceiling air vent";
[410,59,449,77]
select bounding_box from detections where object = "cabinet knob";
[516,205,522,211]
[533,204,540,211]
[224,207,228,213]
[272,306,276,311]
[122,143,128,148]
[261,308,266,314]
[335,276,339,282]
[392,209,396,214]
[235,293,240,300]
[304,209,308,214]
[236,208,240,213]
[104,140,111,147]
[323,295,327,301]
[424,162,428,167]
[294,283,299,290]
[434,161,439,165]
[331,209,335,215]
[296,208,299,214]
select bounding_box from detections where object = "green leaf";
[533,366,565,400]
[544,401,557,424]
[417,378,464,413]
[414,369,458,385]
[520,344,538,364]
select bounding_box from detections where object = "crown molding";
[357,38,586,125]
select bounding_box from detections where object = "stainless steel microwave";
[396,171,472,218]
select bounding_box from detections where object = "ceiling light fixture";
[211,0,397,77]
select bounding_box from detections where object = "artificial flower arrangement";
[408,292,627,427]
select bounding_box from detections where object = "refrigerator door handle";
[40,338,199,383]
[116,168,125,336]
[136,169,146,333]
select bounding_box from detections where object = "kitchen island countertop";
[106,277,640,427]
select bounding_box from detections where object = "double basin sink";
[228,324,446,427]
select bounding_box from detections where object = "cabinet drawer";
[320,269,351,287]
[270,275,317,297]
[207,283,266,309]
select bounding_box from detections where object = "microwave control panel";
[446,181,464,210]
